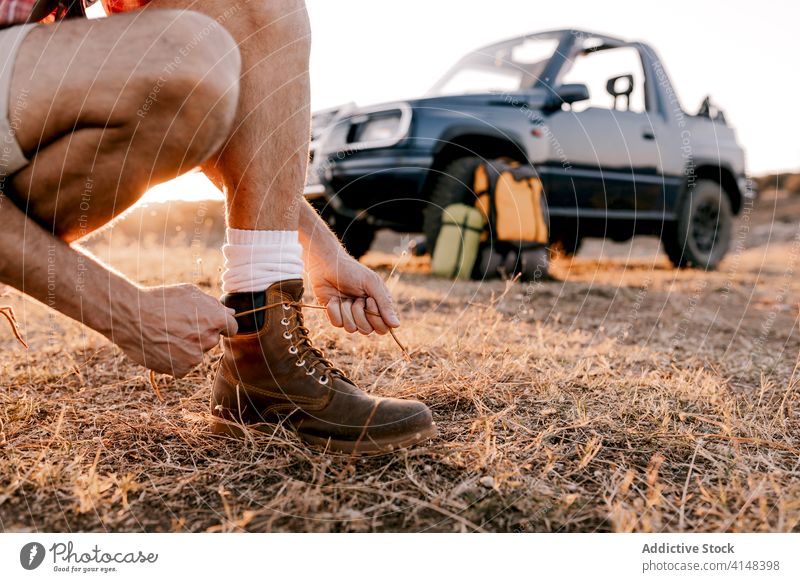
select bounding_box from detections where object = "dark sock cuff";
[222,291,267,334]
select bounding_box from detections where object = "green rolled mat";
[431,203,485,280]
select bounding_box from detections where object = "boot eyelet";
[282,304,291,311]
[318,375,329,385]
[288,346,298,355]
[306,369,315,376]
[295,359,306,367]
[281,318,290,326]
[283,331,292,340]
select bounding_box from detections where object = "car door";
[540,44,667,221]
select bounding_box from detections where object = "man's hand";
[307,250,400,336]
[118,284,238,377]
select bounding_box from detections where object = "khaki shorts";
[0,23,36,183]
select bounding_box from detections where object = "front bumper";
[303,149,434,229]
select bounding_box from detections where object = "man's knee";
[136,10,242,165]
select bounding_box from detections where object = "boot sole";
[211,417,437,456]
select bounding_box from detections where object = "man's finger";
[339,299,358,333]
[365,297,390,335]
[326,297,344,328]
[201,332,223,351]
[365,274,401,328]
[350,298,374,335]
[220,311,239,337]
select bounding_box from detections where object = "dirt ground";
[1,195,798,532]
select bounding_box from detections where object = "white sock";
[222,228,305,294]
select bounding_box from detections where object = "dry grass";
[1,197,799,532]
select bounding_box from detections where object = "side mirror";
[606,74,634,110]
[546,83,590,110]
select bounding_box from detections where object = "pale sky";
[146,0,799,202]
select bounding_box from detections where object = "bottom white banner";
[1,533,797,581]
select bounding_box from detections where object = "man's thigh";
[9,9,222,156]
[4,10,240,240]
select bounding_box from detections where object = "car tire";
[327,213,376,260]
[422,157,484,253]
[662,179,733,270]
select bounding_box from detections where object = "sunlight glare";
[139,172,224,205]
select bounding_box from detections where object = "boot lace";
[281,301,347,382]
[149,300,410,400]
[234,300,409,383]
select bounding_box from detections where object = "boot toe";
[371,398,435,440]
[295,396,436,454]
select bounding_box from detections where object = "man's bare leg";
[147,0,401,330]
[150,0,309,232]
[9,11,241,239]
[142,1,435,453]
[0,11,240,375]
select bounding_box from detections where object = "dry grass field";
[1,195,799,533]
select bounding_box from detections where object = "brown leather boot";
[211,279,436,454]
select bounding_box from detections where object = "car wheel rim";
[691,200,721,254]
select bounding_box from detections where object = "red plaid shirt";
[0,0,149,27]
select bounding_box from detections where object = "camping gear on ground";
[430,203,484,280]
[472,160,550,281]
[473,245,504,280]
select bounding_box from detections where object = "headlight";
[354,112,404,143]
[320,103,411,153]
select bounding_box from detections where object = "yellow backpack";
[474,160,549,245]
[473,160,550,280]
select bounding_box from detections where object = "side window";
[560,46,647,113]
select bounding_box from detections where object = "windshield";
[429,37,559,96]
